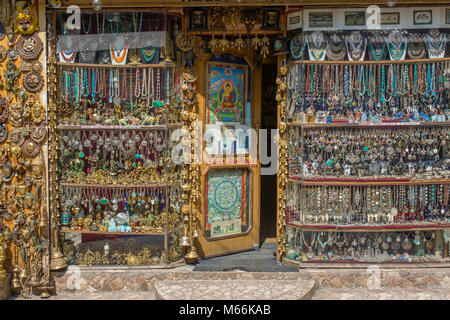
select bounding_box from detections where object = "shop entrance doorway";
[260,62,278,244]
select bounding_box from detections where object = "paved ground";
[7,243,450,300]
[154,279,316,300]
[311,288,450,300]
[193,242,298,272]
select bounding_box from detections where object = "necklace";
[407,35,426,60]
[110,36,128,65]
[290,33,306,60]
[82,13,92,34]
[368,36,385,61]
[346,31,366,61]
[59,28,77,63]
[59,37,77,63]
[326,33,346,61]
[302,232,315,253]
[424,31,446,59]
[387,31,407,61]
[308,32,326,61]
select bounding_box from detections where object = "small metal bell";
[192,228,200,238]
[181,236,191,247]
[19,268,28,280]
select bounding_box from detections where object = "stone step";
[153,279,316,300]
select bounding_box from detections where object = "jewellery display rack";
[53,11,184,266]
[283,40,450,264]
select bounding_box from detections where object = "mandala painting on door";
[205,168,250,238]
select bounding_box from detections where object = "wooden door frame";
[194,48,262,258]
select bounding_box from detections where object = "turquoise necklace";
[387,38,406,60]
[368,40,385,61]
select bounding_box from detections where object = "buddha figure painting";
[207,62,248,124]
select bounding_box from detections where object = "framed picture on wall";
[308,12,333,28]
[345,11,366,26]
[381,12,400,25]
[413,10,432,25]
[287,11,302,30]
[188,8,208,31]
[446,8,450,24]
[262,8,281,30]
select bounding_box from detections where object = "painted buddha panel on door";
[205,54,252,155]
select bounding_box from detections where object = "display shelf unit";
[56,62,168,68]
[287,223,450,232]
[56,124,182,130]
[53,10,183,266]
[287,121,450,128]
[287,57,450,66]
[283,31,450,265]
[59,182,173,188]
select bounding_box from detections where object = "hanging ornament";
[175,32,194,52]
[23,72,44,93]
[21,138,40,158]
[0,45,6,62]
[0,95,7,123]
[31,61,42,74]
[14,0,39,35]
[7,47,18,61]
[30,100,45,124]
[0,123,7,143]
[30,125,46,144]
[16,33,43,61]
[8,127,25,146]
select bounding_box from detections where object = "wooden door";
[195,49,261,258]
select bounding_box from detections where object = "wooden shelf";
[287,121,450,128]
[287,223,450,232]
[61,229,167,236]
[56,62,175,69]
[59,182,171,188]
[288,57,450,66]
[56,124,181,131]
[288,178,450,186]
[187,29,281,36]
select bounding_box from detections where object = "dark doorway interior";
[260,62,278,243]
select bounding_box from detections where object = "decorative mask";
[30,155,43,179]
[2,162,14,182]
[30,101,44,124]
[14,0,39,35]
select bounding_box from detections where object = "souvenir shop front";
[1,0,450,299]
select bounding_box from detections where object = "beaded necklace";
[368,38,385,61]
[121,69,128,102]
